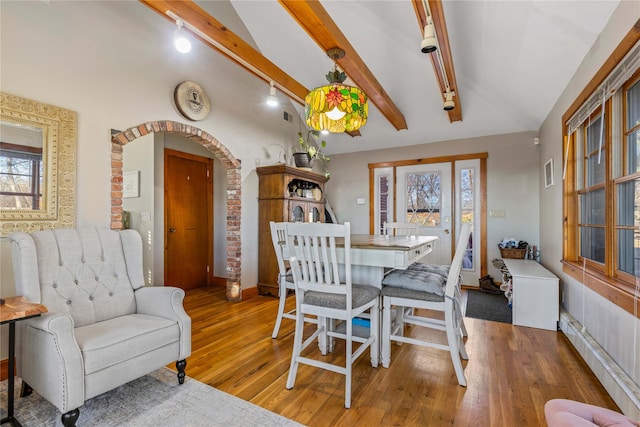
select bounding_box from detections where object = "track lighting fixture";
[266,81,279,107]
[174,20,191,53]
[443,91,455,111]
[420,18,437,54]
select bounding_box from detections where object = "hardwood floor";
[182,286,619,426]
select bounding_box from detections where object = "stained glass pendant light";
[305,47,368,133]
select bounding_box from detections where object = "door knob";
[444,229,450,234]
[169,228,176,233]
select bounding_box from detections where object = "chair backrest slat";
[383,222,418,237]
[445,223,472,298]
[269,222,288,277]
[285,222,351,298]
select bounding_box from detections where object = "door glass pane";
[291,205,304,222]
[378,175,389,234]
[460,168,474,269]
[580,226,605,263]
[579,189,605,225]
[405,172,441,227]
[460,168,474,223]
[312,207,320,223]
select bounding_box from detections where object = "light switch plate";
[356,198,366,205]
[141,212,151,221]
[489,210,505,218]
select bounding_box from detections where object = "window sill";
[561,260,639,318]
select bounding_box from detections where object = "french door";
[396,163,453,265]
[373,157,483,285]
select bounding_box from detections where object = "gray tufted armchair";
[9,228,192,427]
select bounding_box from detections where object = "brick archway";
[111,121,242,301]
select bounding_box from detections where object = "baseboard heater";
[559,309,640,419]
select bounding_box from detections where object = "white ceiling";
[212,0,620,155]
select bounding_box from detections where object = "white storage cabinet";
[503,259,559,331]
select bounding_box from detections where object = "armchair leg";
[20,381,33,397]
[61,408,79,427]
[176,359,187,384]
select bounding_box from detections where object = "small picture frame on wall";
[544,158,554,188]
[123,171,140,198]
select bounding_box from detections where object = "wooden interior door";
[165,149,213,290]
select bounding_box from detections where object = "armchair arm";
[134,286,191,360]
[17,313,84,414]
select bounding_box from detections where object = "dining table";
[336,234,438,286]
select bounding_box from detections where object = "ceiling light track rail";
[413,0,462,121]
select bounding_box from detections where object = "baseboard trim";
[560,309,640,419]
[211,276,227,287]
[1,357,9,382]
[242,286,258,299]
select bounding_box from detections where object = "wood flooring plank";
[181,287,621,426]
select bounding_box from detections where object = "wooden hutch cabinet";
[256,164,329,296]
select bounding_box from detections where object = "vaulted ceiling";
[142,0,621,155]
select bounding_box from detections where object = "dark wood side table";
[1,296,47,427]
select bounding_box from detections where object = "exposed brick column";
[225,167,242,301]
[111,142,124,230]
[111,121,243,301]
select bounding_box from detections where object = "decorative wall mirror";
[0,92,76,235]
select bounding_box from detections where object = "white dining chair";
[284,222,380,408]
[380,222,472,386]
[270,221,317,339]
[382,221,420,320]
[382,222,418,236]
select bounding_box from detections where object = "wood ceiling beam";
[412,0,463,122]
[278,0,408,131]
[140,0,309,104]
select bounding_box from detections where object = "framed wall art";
[123,170,140,198]
[544,158,554,188]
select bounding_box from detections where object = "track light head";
[266,82,278,107]
[420,23,437,54]
[443,91,455,111]
[174,20,191,53]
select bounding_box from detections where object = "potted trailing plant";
[293,130,330,177]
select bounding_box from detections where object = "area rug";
[0,368,303,427]
[465,289,512,324]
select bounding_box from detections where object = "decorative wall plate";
[174,81,211,121]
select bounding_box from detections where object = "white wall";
[327,131,541,280]
[537,1,640,417]
[122,133,155,285]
